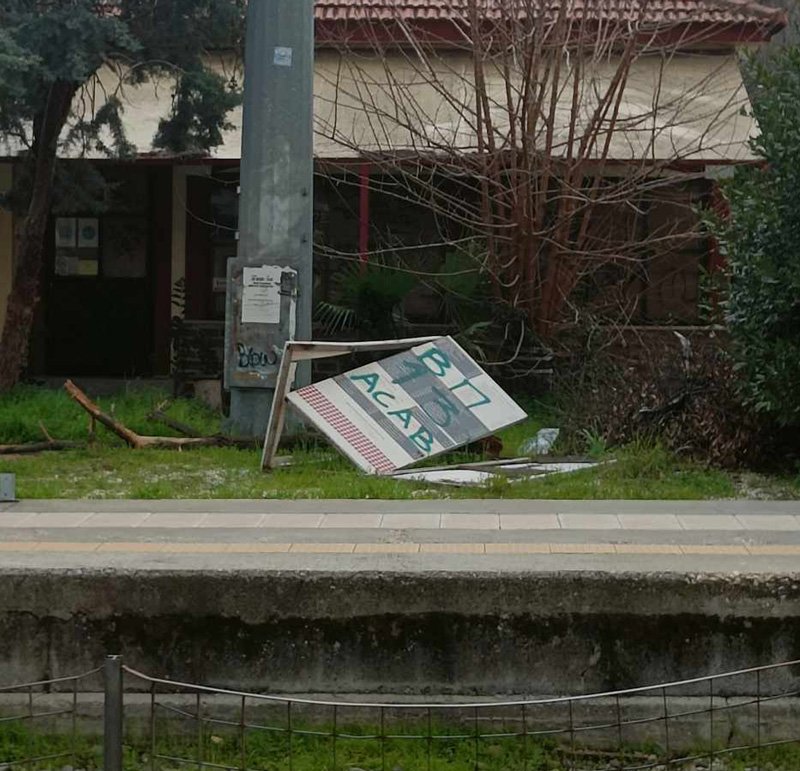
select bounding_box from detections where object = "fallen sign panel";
[393,461,602,487]
[287,336,527,475]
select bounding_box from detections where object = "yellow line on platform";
[0,542,795,556]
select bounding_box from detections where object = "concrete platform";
[1,499,799,696]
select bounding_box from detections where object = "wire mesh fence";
[0,666,103,770]
[123,659,800,771]
[1,658,800,770]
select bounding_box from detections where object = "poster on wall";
[55,218,76,249]
[78,259,99,276]
[103,217,147,278]
[54,254,80,277]
[241,265,285,325]
[77,218,99,249]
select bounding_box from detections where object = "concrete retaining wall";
[2,568,800,695]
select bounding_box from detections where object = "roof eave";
[314,18,786,49]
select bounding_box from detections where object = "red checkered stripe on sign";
[298,386,396,474]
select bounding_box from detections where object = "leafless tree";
[311,0,771,366]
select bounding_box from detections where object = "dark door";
[45,213,152,376]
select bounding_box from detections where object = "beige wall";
[0,163,13,339]
[312,51,759,162]
[0,51,758,163]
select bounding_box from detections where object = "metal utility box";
[0,473,16,502]
[223,259,298,391]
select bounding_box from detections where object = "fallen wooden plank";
[146,401,204,438]
[64,380,142,447]
[64,380,256,450]
[0,440,83,455]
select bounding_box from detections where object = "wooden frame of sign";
[261,337,439,471]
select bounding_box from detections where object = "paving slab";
[440,513,500,529]
[676,514,742,530]
[140,512,208,528]
[0,548,798,574]
[320,514,383,528]
[558,513,621,529]
[23,512,94,527]
[4,499,800,515]
[380,514,441,529]
[196,514,267,528]
[499,514,560,529]
[261,513,324,528]
[617,514,683,530]
[1,499,800,575]
[81,512,151,528]
[735,514,800,530]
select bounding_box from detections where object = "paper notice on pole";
[242,266,283,324]
[273,47,293,67]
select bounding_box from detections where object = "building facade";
[0,0,786,379]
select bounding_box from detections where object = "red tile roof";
[97,1,786,41]
[314,0,784,27]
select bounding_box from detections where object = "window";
[53,216,148,279]
[54,217,100,276]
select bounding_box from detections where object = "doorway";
[44,168,153,376]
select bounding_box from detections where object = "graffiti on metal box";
[237,343,277,370]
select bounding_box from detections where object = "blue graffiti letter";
[410,427,435,453]
[350,372,380,394]
[423,386,460,428]
[450,379,491,409]
[387,408,414,430]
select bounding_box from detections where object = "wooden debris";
[0,439,83,455]
[0,420,83,455]
[467,434,503,459]
[64,380,257,450]
[146,400,203,438]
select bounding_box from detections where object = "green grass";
[1,442,747,500]
[0,384,221,444]
[2,721,800,771]
[1,385,798,500]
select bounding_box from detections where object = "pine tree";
[0,0,243,391]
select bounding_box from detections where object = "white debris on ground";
[393,460,602,487]
[518,427,561,456]
[395,468,499,486]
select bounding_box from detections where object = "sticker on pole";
[287,337,527,475]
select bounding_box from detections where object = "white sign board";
[287,337,527,475]
[241,266,286,325]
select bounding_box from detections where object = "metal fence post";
[103,655,123,771]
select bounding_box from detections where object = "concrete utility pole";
[224,0,315,438]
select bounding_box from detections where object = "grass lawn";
[2,721,800,771]
[0,384,798,500]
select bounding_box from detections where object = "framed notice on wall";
[55,254,80,277]
[77,218,99,248]
[54,216,100,278]
[103,216,147,278]
[55,218,77,249]
[241,266,284,325]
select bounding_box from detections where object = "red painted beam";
[708,180,730,274]
[359,162,370,265]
